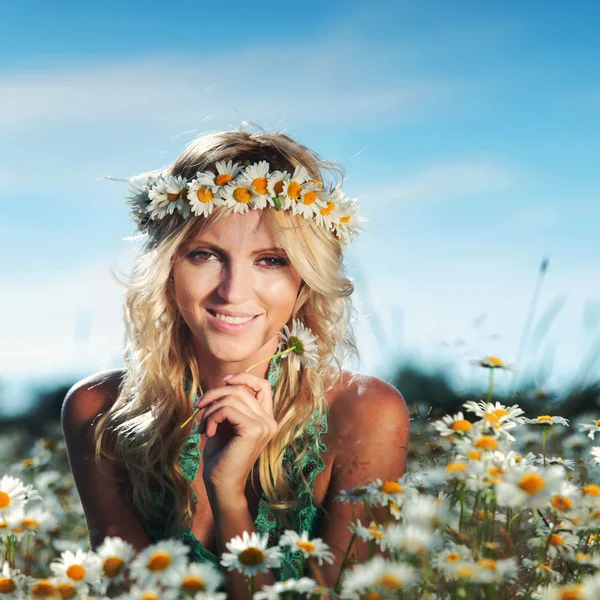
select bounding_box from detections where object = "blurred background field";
[1,0,599,432]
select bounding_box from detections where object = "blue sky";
[1,1,599,415]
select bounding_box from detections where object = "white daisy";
[167,562,223,595]
[148,175,191,220]
[592,446,600,465]
[253,577,317,600]
[278,530,334,566]
[364,476,418,508]
[445,561,481,583]
[495,465,565,510]
[474,557,518,584]
[187,174,226,218]
[96,536,136,583]
[51,577,89,600]
[0,476,29,519]
[241,161,275,210]
[535,456,576,470]
[432,544,473,578]
[431,411,474,437]
[335,485,371,504]
[280,166,310,210]
[129,539,189,586]
[213,159,243,189]
[384,523,438,555]
[462,400,526,440]
[266,170,290,209]
[348,520,389,550]
[579,419,600,440]
[401,495,449,529]
[525,415,569,427]
[331,197,366,246]
[9,506,57,539]
[340,556,416,597]
[314,190,343,231]
[49,548,102,588]
[292,182,327,219]
[276,319,320,371]
[528,527,579,558]
[467,356,516,370]
[563,433,590,454]
[0,560,28,598]
[124,583,179,600]
[28,578,60,599]
[125,178,152,230]
[219,180,259,214]
[220,531,282,578]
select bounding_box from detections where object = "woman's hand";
[195,372,278,499]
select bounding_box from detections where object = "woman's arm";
[61,371,153,553]
[317,376,410,589]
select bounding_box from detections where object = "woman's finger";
[222,372,274,415]
[198,395,275,436]
[203,404,271,440]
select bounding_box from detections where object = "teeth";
[213,312,254,324]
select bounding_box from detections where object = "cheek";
[259,276,302,311]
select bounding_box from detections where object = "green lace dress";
[143,357,329,581]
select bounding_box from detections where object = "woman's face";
[172,210,303,366]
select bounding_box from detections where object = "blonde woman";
[61,128,410,597]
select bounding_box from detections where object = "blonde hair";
[93,126,360,537]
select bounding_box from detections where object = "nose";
[217,258,254,304]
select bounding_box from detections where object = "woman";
[61,128,410,597]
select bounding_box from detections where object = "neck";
[193,338,280,394]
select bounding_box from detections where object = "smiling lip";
[206,308,263,333]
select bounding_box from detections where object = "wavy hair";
[93,126,360,537]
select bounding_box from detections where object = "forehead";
[189,210,279,247]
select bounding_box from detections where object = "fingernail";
[223,374,233,381]
[194,394,203,407]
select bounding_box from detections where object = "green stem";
[363,499,381,526]
[245,348,293,373]
[486,368,495,403]
[542,425,548,467]
[248,574,254,598]
[334,533,357,593]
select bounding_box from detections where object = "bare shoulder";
[62,369,126,431]
[326,370,410,452]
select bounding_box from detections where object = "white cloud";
[0,45,457,133]
[357,162,515,207]
[512,206,562,231]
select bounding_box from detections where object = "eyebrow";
[185,241,287,255]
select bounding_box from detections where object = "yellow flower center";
[252,177,268,195]
[233,187,252,203]
[273,180,284,195]
[65,565,86,581]
[377,575,403,589]
[297,541,316,553]
[302,190,317,205]
[238,547,266,566]
[167,191,180,201]
[147,551,172,571]
[539,563,552,572]
[367,525,384,539]
[102,557,124,578]
[0,492,11,509]
[446,553,461,562]
[576,553,592,562]
[456,565,474,578]
[446,462,468,472]
[583,484,600,496]
[488,466,504,476]
[485,356,504,367]
[548,533,564,546]
[380,481,402,494]
[0,578,17,594]
[468,450,482,460]
[320,201,335,215]
[215,174,232,187]
[308,179,323,189]
[493,408,509,418]
[596,419,600,427]
[477,559,497,570]
[486,413,500,426]
[181,577,206,593]
[196,186,213,203]
[30,580,58,598]
[557,585,583,600]
[536,415,554,423]
[514,455,522,463]
[451,420,472,433]
[474,436,498,451]
[57,583,77,599]
[551,495,573,511]
[518,473,545,495]
[22,518,40,529]
[340,215,351,223]
[361,593,382,600]
[475,510,494,520]
[287,181,302,200]
[140,594,159,600]
[22,458,35,467]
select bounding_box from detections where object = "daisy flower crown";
[126,159,367,248]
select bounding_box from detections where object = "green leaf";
[273,195,282,211]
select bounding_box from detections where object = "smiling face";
[171,209,303,369]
